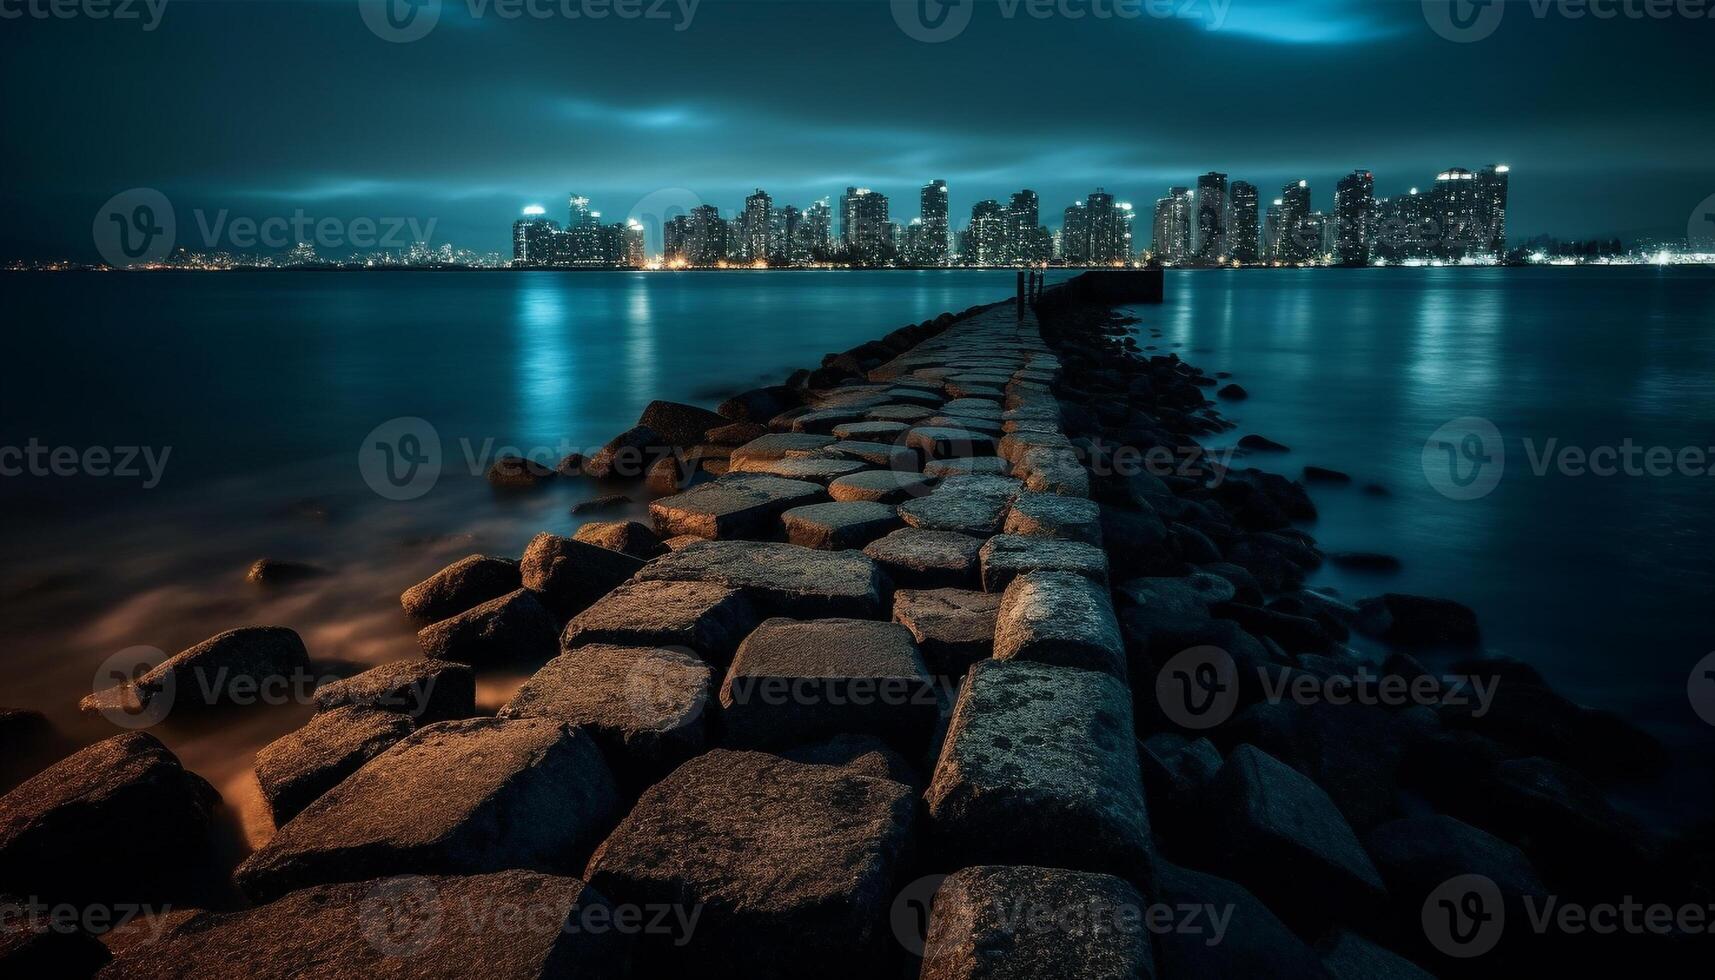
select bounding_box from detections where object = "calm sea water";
[2,267,1712,838]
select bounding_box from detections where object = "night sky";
[2,0,1708,259]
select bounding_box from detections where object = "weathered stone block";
[978,534,1109,592]
[828,470,935,504]
[1004,491,1103,544]
[891,587,1000,677]
[562,579,756,663]
[921,865,1155,980]
[400,554,522,622]
[255,706,415,824]
[863,528,986,589]
[648,475,827,540]
[416,588,559,666]
[635,540,887,619]
[312,658,475,723]
[994,571,1125,676]
[519,532,645,619]
[781,500,903,550]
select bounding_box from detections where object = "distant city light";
[522,205,546,216]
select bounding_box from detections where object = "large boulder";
[1151,861,1331,979]
[1201,744,1386,934]
[501,644,712,789]
[235,718,620,903]
[572,520,666,560]
[635,540,888,619]
[96,871,630,979]
[994,571,1126,677]
[584,749,915,979]
[519,533,645,620]
[399,554,521,623]
[781,500,903,550]
[583,424,668,479]
[719,618,937,752]
[311,659,475,723]
[925,660,1152,882]
[416,588,559,666]
[891,588,1000,678]
[863,528,986,590]
[0,733,220,907]
[562,580,756,664]
[80,627,310,719]
[638,399,728,448]
[255,706,416,824]
[920,865,1154,980]
[649,475,828,540]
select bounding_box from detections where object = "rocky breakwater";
[3,288,1698,978]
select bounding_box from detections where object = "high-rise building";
[1333,170,1375,266]
[623,220,646,268]
[772,204,800,264]
[1474,164,1510,258]
[741,189,772,264]
[1063,189,1133,265]
[1061,200,1090,265]
[968,200,1008,266]
[797,198,832,260]
[685,204,727,267]
[1005,189,1048,264]
[1431,167,1480,259]
[512,205,559,266]
[1276,180,1314,264]
[840,186,891,264]
[1373,187,1432,263]
[1150,187,1193,264]
[919,180,949,266]
[1193,172,1229,263]
[663,214,688,264]
[1229,181,1259,264]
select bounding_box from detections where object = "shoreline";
[2,277,1708,975]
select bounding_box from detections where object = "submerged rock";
[487,455,555,489]
[80,626,310,719]
[245,558,327,587]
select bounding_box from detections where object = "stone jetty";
[0,274,1690,977]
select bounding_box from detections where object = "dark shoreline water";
[3,266,1713,838]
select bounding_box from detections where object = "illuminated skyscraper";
[1474,164,1510,257]
[686,204,727,267]
[742,189,772,263]
[1229,181,1259,264]
[919,180,949,266]
[1277,179,1313,264]
[1334,169,1375,265]
[840,186,891,264]
[797,198,832,260]
[512,205,559,266]
[1193,172,1228,262]
[1006,189,1048,264]
[1432,167,1479,259]
[968,200,1008,266]
[1063,189,1132,265]
[1151,187,1193,264]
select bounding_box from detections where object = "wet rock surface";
[562,579,757,663]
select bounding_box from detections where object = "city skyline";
[3,1,1709,263]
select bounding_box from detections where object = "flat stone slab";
[906,426,1000,461]
[0,732,219,907]
[892,588,1000,677]
[501,644,712,786]
[791,439,917,470]
[98,871,630,980]
[255,706,415,824]
[585,749,915,977]
[236,717,620,903]
[649,475,827,540]
[922,455,1009,478]
[572,519,666,559]
[1004,491,1103,544]
[921,865,1154,980]
[979,535,1110,592]
[416,588,559,666]
[831,420,909,441]
[519,532,645,619]
[400,554,521,622]
[865,403,937,424]
[1204,744,1387,931]
[781,500,903,550]
[562,579,757,663]
[862,526,987,589]
[730,432,836,463]
[994,572,1125,676]
[1017,445,1090,497]
[897,476,1021,537]
[828,470,935,504]
[635,539,887,619]
[720,618,936,750]
[924,415,1005,437]
[728,452,870,484]
[81,626,310,718]
[999,430,1076,466]
[312,658,475,723]
[790,408,870,434]
[926,660,1152,881]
